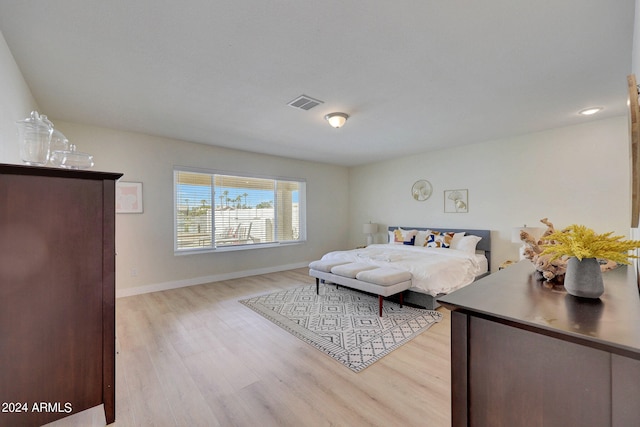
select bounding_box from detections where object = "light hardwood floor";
[46,268,452,427]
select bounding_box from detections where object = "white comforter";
[319,244,483,296]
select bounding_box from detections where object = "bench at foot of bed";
[308,260,412,317]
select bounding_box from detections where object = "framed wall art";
[116,181,143,213]
[444,189,468,213]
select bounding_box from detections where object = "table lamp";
[363,222,378,246]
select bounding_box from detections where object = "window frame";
[173,167,306,254]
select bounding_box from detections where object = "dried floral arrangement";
[518,218,639,283]
[541,224,640,265]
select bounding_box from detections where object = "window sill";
[174,240,306,256]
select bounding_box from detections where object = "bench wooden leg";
[399,292,404,308]
[379,295,383,317]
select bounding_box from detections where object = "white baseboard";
[116,261,310,298]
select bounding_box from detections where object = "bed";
[309,226,491,310]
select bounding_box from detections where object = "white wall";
[0,30,38,162]
[348,116,630,270]
[54,121,350,296]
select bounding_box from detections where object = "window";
[174,169,306,252]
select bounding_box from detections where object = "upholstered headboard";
[388,226,492,270]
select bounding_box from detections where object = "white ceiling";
[0,1,635,166]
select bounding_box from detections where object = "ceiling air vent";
[287,95,324,111]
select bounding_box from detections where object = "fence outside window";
[174,169,305,252]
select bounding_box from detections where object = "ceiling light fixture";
[578,107,603,116]
[325,112,349,128]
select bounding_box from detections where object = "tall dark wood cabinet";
[0,163,122,426]
[439,261,640,427]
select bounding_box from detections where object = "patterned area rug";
[239,284,443,372]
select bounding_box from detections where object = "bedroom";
[0,1,638,426]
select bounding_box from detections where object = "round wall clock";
[411,180,432,201]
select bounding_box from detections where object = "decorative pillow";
[453,235,482,253]
[425,231,455,248]
[389,228,418,245]
[414,230,432,247]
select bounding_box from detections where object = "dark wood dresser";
[0,163,122,426]
[438,260,640,427]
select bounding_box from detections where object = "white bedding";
[319,244,487,296]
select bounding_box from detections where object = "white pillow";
[452,235,482,253]
[450,232,466,248]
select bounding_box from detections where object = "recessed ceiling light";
[578,107,603,116]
